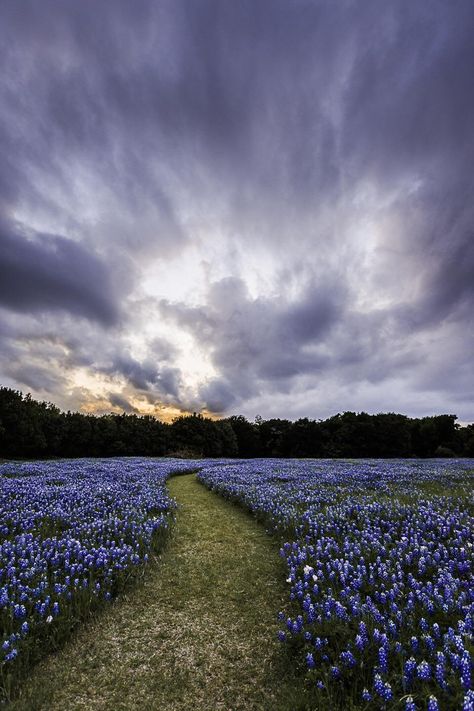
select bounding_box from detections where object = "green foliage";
[169,413,238,457]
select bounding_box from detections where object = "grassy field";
[9,473,311,710]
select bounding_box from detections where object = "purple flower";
[417,660,431,681]
[435,651,447,689]
[461,651,471,690]
[463,691,474,711]
[374,674,392,701]
[340,650,357,668]
[378,645,388,674]
[4,648,18,662]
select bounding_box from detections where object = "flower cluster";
[198,458,474,709]
[0,457,197,695]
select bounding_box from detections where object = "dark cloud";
[0,218,119,325]
[199,378,237,414]
[7,362,67,395]
[109,355,159,392]
[108,393,139,414]
[116,357,181,400]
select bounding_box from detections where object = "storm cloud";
[0,0,472,421]
[0,218,119,325]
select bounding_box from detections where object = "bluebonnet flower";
[378,645,388,674]
[388,620,397,637]
[417,660,431,680]
[13,604,26,619]
[427,696,439,711]
[461,651,471,690]
[405,696,416,711]
[423,634,435,653]
[359,621,369,642]
[435,651,447,689]
[340,650,356,668]
[4,648,18,662]
[404,657,417,685]
[374,674,392,701]
[463,690,474,711]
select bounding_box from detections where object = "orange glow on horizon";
[78,399,222,424]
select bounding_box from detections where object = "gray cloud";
[107,353,182,400]
[159,275,347,410]
[108,393,139,414]
[0,0,472,421]
[0,218,119,325]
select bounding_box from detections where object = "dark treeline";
[1,386,473,460]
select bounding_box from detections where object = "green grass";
[9,473,314,711]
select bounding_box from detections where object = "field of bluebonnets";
[0,457,198,700]
[1,457,473,709]
[198,459,474,711]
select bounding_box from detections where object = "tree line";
[1,386,473,460]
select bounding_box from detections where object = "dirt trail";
[12,474,301,711]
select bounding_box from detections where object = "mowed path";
[12,474,303,711]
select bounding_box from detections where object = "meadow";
[1,457,473,710]
[198,460,474,710]
[0,458,199,701]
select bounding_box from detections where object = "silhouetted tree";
[0,386,471,460]
[224,416,261,457]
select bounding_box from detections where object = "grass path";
[11,473,305,710]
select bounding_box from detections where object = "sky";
[0,1,473,423]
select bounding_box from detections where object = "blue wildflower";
[417,660,431,680]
